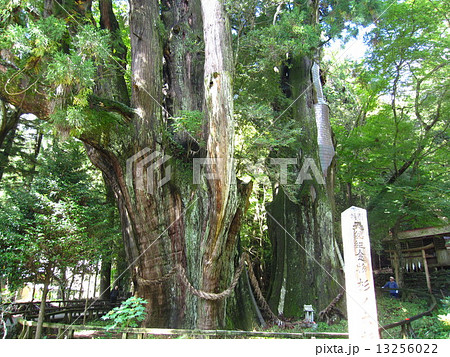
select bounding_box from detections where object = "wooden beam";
[386,243,434,253]
[422,249,432,293]
[393,253,399,284]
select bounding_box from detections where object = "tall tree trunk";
[35,264,52,339]
[0,0,253,329]
[85,0,252,328]
[195,0,240,329]
[161,0,204,115]
[99,258,111,300]
[99,177,115,300]
[391,221,404,288]
[97,0,130,106]
[0,105,20,182]
[31,280,36,302]
[114,245,130,293]
[24,131,43,187]
[0,276,5,303]
[83,275,91,325]
[78,269,85,300]
[93,261,99,298]
[58,268,67,301]
[67,269,75,300]
[0,102,20,149]
[266,51,341,315]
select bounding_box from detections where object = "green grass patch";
[260,295,449,339]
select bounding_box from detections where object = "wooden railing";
[17,318,349,339]
[12,292,439,339]
[2,299,122,318]
[378,293,437,338]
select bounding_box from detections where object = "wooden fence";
[11,290,440,339]
[17,318,348,339]
[378,294,437,338]
[3,299,120,324]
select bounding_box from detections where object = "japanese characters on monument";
[341,206,379,339]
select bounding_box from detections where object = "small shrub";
[172,110,203,138]
[101,296,148,330]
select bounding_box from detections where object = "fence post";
[401,324,407,339]
[25,325,31,339]
[18,323,26,339]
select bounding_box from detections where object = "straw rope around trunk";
[135,253,313,327]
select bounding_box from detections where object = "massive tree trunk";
[391,220,405,288]
[265,2,342,317]
[161,0,204,116]
[0,0,253,329]
[266,55,341,318]
[85,0,252,328]
[0,0,343,328]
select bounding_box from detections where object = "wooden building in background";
[383,225,450,292]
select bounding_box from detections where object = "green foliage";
[0,4,121,137]
[0,0,20,25]
[172,110,203,138]
[73,24,110,61]
[0,137,121,290]
[1,16,66,58]
[240,7,319,66]
[261,295,450,339]
[240,183,272,277]
[45,53,94,89]
[230,1,349,283]
[102,296,148,329]
[437,298,450,330]
[307,319,348,334]
[329,0,449,243]
[42,23,110,90]
[51,105,123,138]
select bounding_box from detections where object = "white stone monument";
[341,206,379,339]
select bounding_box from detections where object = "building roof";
[384,225,450,241]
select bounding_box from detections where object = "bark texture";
[88,0,252,328]
[263,0,342,318]
[0,0,254,329]
[266,54,342,317]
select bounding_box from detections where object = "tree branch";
[414,63,446,130]
[88,95,134,122]
[0,62,51,120]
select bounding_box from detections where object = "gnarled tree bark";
[0,0,253,329]
[266,1,342,317]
